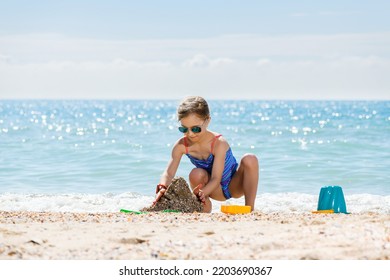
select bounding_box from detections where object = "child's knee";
[242,153,259,168]
[189,168,209,186]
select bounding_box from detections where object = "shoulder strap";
[211,134,222,154]
[183,137,189,154]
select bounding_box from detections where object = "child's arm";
[153,139,184,204]
[159,139,184,186]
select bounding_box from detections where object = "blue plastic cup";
[317,186,348,214]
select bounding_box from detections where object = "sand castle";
[142,177,203,213]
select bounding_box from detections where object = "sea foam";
[0,192,388,214]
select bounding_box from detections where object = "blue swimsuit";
[184,135,238,199]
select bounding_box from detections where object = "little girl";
[153,96,259,212]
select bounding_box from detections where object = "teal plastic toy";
[317,186,349,214]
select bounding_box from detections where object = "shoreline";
[0,211,389,260]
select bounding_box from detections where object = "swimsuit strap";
[211,134,222,154]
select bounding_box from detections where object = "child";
[153,96,259,213]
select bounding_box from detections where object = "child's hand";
[193,184,206,205]
[152,184,167,206]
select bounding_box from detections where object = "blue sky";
[0,0,389,99]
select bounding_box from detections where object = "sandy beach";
[0,211,389,260]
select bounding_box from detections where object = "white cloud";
[183,54,234,68]
[209,57,234,68]
[0,54,11,64]
[257,58,271,66]
[2,32,389,62]
[183,54,210,68]
[0,32,389,99]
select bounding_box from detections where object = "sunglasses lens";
[191,126,202,133]
[178,126,188,133]
[178,125,202,133]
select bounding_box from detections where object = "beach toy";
[316,186,349,214]
[221,205,251,214]
[311,209,334,214]
[120,209,180,214]
[120,209,147,214]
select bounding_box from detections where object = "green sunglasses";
[178,125,202,133]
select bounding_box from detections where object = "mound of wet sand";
[142,177,203,213]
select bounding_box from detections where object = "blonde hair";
[177,96,210,121]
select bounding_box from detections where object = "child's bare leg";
[229,153,259,211]
[189,168,212,213]
[243,154,259,209]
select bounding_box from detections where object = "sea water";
[0,100,389,213]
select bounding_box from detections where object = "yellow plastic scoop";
[221,205,251,214]
[311,209,335,214]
